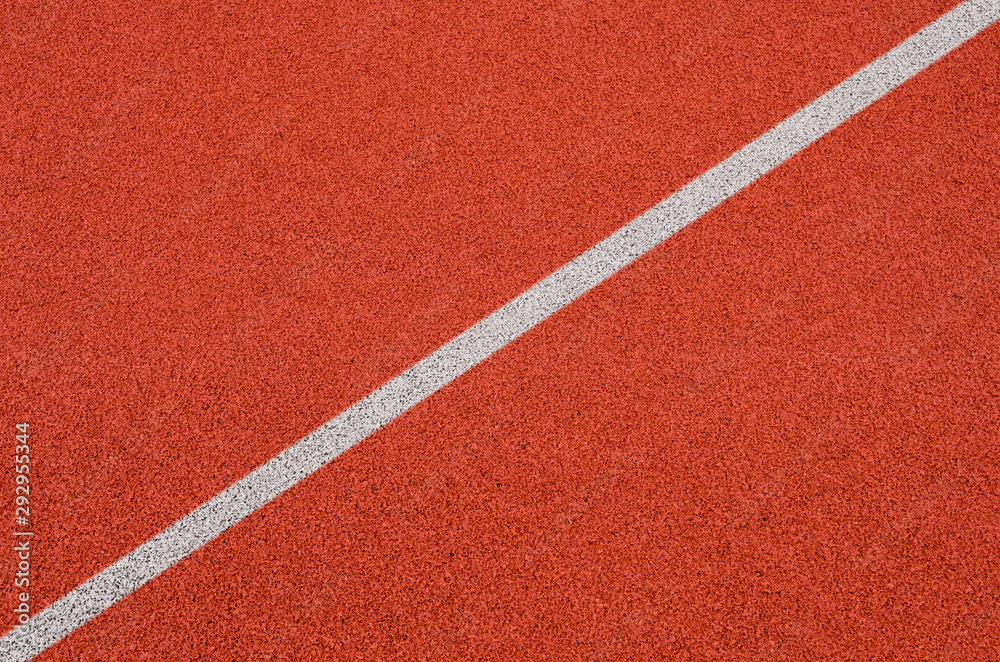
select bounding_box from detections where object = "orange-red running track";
[3,0,999,659]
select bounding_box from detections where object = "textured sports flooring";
[3,1,999,660]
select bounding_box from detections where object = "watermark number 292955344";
[13,423,33,631]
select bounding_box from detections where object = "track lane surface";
[3,0,962,631]
[25,12,1000,662]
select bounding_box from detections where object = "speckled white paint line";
[3,1,997,658]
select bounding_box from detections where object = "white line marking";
[3,1,998,658]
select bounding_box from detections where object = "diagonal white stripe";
[4,1,998,658]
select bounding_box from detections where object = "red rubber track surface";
[3,0,998,659]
